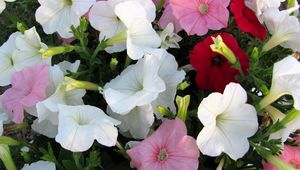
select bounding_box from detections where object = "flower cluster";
[0,0,300,170]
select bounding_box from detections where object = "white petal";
[21,160,55,170]
[56,105,119,152]
[108,104,154,139]
[0,0,5,14]
[31,119,58,138]
[222,83,247,112]
[71,0,95,17]
[56,60,81,74]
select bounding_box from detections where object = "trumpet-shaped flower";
[113,1,161,60]
[1,64,49,123]
[158,2,183,33]
[107,105,154,139]
[35,0,96,38]
[262,7,300,52]
[89,0,156,54]
[169,0,230,36]
[0,32,21,86]
[259,56,300,110]
[103,53,165,114]
[197,83,258,160]
[0,0,16,14]
[13,27,51,70]
[21,160,55,170]
[127,118,200,170]
[55,105,120,152]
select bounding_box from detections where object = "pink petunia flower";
[1,64,49,123]
[159,3,183,33]
[262,145,300,170]
[126,118,200,170]
[169,0,230,36]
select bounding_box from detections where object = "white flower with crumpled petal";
[21,160,55,170]
[89,0,156,53]
[13,27,51,71]
[262,6,300,52]
[55,105,120,152]
[103,53,165,114]
[197,83,258,160]
[114,1,161,60]
[35,0,96,38]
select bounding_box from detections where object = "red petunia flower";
[189,33,249,92]
[230,0,267,41]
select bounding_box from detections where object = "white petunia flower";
[0,32,21,86]
[150,49,185,118]
[262,7,300,52]
[55,105,120,152]
[245,0,285,22]
[105,49,184,139]
[35,0,96,38]
[103,53,165,114]
[13,27,51,71]
[107,104,154,139]
[89,0,156,53]
[159,23,182,49]
[259,56,300,110]
[113,1,161,60]
[197,83,258,160]
[0,0,16,14]
[21,160,55,170]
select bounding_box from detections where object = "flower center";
[198,4,208,15]
[157,149,168,162]
[65,0,72,5]
[211,56,224,66]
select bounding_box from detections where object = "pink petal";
[1,88,25,123]
[159,4,183,33]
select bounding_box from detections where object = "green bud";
[17,22,27,33]
[110,58,119,71]
[176,95,190,122]
[156,106,175,118]
[177,81,190,91]
[39,46,75,58]
[63,77,100,91]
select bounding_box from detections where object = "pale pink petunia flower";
[169,0,230,36]
[159,3,183,33]
[126,118,200,170]
[262,145,300,170]
[1,64,49,123]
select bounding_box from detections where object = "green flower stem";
[156,0,165,11]
[0,145,17,170]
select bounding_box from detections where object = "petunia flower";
[262,6,300,52]
[0,0,16,14]
[103,52,165,114]
[21,160,55,170]
[1,64,49,123]
[159,23,182,49]
[189,33,249,92]
[13,27,51,71]
[259,56,300,110]
[127,118,199,170]
[0,32,21,86]
[112,1,161,60]
[88,0,156,54]
[35,0,96,38]
[230,0,267,41]
[197,83,258,160]
[169,0,230,36]
[55,105,120,152]
[245,0,285,21]
[262,145,300,170]
[106,49,184,138]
